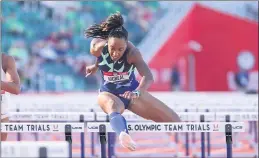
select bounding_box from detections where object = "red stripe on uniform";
[103,72,129,76]
[116,72,128,75]
[103,72,113,76]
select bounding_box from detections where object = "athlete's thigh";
[130,91,180,122]
[1,117,9,141]
[98,91,125,114]
[143,92,180,122]
[127,99,150,120]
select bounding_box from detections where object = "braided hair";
[84,12,128,40]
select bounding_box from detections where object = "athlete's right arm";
[1,55,21,94]
[86,38,106,76]
[90,38,107,57]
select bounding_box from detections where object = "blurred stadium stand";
[1,1,258,93]
[1,1,165,92]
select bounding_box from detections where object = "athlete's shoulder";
[2,54,16,71]
[127,41,141,54]
[126,41,142,63]
[127,41,136,50]
[3,54,16,63]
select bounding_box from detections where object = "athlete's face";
[108,37,127,61]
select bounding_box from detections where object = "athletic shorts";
[99,81,139,109]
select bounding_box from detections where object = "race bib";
[103,72,130,83]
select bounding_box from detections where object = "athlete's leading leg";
[127,91,180,147]
[98,92,136,150]
[128,91,181,122]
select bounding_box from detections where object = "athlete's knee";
[106,98,118,111]
[98,95,119,114]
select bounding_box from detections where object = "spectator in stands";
[23,54,43,92]
[54,39,69,61]
[234,68,249,92]
[38,40,58,62]
[4,13,25,36]
[245,3,258,21]
[65,6,78,27]
[78,6,94,35]
[46,32,59,47]
[58,28,73,49]
[170,66,181,91]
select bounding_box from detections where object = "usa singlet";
[97,44,139,108]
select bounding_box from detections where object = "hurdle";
[7,111,258,158]
[93,112,257,158]
[11,104,258,113]
[87,121,245,158]
[1,141,69,158]
[1,122,84,133]
[9,92,257,112]
[94,111,257,158]
[7,111,258,122]
[1,122,84,158]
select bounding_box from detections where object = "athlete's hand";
[119,91,138,100]
[85,64,98,77]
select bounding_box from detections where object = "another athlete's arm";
[1,55,21,94]
[128,42,154,92]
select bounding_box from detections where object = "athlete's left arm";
[129,43,154,92]
[1,56,21,94]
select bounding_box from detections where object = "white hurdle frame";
[1,141,69,158]
[3,111,258,158]
[7,111,258,122]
